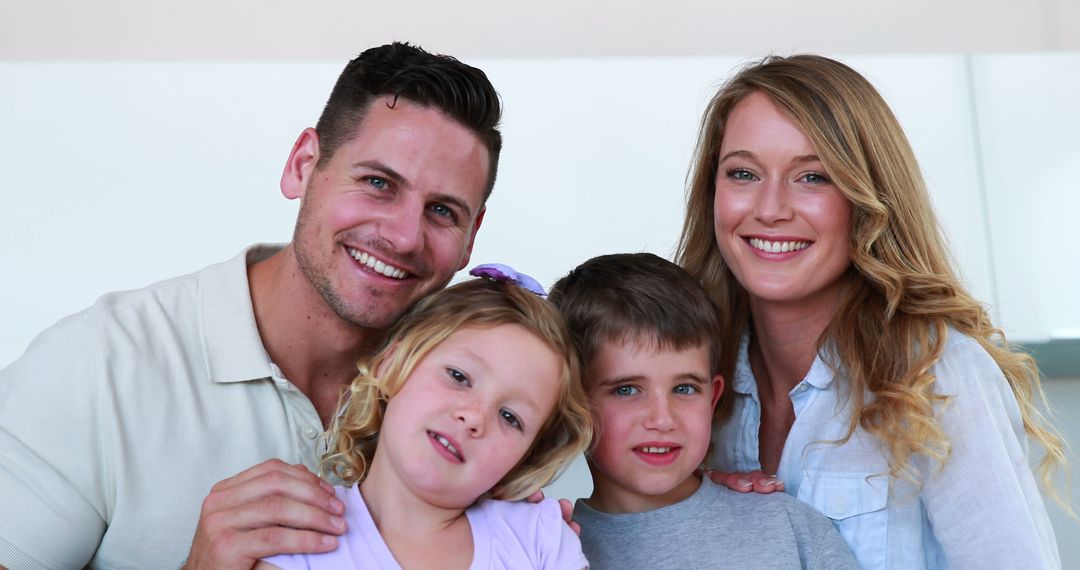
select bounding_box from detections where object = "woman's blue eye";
[614,385,640,397]
[500,409,522,430]
[447,368,470,386]
[673,384,700,395]
[366,176,388,190]
[801,172,831,184]
[727,168,756,181]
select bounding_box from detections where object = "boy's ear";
[710,374,724,410]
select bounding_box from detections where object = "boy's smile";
[584,337,723,514]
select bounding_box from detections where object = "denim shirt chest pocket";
[798,470,889,568]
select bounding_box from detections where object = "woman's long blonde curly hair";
[322,278,594,501]
[676,54,1067,492]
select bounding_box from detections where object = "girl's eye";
[726,168,757,181]
[499,409,523,431]
[613,385,640,397]
[447,368,470,386]
[673,384,700,396]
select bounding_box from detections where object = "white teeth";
[748,238,810,254]
[347,248,407,279]
[640,447,672,454]
[432,432,462,460]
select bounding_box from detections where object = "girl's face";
[374,323,562,509]
[712,91,852,309]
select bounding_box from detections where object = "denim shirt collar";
[732,330,837,398]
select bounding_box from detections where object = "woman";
[676,55,1065,569]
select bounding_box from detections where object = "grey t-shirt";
[572,478,857,570]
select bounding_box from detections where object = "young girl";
[259,267,594,569]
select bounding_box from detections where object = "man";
[0,42,502,569]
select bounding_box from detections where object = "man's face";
[584,337,722,514]
[288,97,489,330]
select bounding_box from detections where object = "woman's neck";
[360,451,474,569]
[747,291,838,396]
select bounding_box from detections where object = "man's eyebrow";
[351,160,405,182]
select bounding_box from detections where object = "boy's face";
[584,337,722,514]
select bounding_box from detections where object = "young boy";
[548,253,857,570]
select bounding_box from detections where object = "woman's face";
[712,91,852,308]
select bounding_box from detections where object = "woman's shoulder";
[932,327,1006,390]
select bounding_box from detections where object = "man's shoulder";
[4,247,260,381]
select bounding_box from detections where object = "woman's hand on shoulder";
[703,469,784,493]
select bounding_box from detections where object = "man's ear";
[281,128,321,200]
[457,205,486,270]
[710,374,725,410]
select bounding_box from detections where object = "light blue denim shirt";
[709,330,1060,569]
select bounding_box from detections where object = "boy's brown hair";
[548,253,723,377]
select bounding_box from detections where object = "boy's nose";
[642,396,676,432]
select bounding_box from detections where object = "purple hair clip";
[469,263,547,298]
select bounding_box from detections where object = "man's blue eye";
[431,204,454,218]
[366,176,388,189]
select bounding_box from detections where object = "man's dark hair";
[315,42,503,201]
[548,253,723,376]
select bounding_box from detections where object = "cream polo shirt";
[0,245,328,570]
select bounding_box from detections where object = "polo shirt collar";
[199,245,283,384]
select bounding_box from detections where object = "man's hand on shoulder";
[704,469,784,494]
[182,459,345,569]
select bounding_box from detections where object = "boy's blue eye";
[613,385,640,397]
[673,384,700,395]
[500,408,523,431]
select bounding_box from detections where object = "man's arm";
[183,459,346,569]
